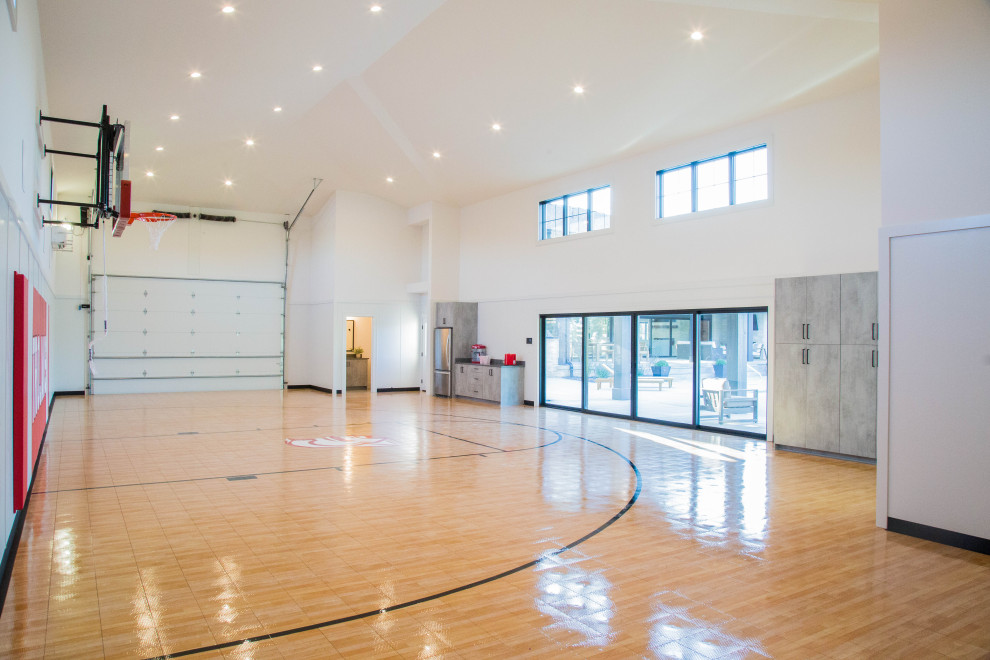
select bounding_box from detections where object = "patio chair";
[701,377,759,423]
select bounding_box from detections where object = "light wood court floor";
[1,390,988,659]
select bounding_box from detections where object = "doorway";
[345,316,372,390]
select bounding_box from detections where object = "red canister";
[504,353,516,365]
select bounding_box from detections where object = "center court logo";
[285,436,396,448]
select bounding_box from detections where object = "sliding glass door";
[542,307,768,438]
[697,311,768,434]
[585,315,632,416]
[636,314,693,425]
[543,316,583,409]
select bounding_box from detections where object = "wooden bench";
[637,376,673,390]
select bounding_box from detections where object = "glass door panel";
[698,311,768,434]
[637,314,693,424]
[543,317,583,408]
[585,315,632,416]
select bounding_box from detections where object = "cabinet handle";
[801,323,806,340]
[807,348,811,364]
[872,349,877,368]
[807,323,811,340]
[872,322,878,341]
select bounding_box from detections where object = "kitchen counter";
[454,358,526,368]
[452,360,525,404]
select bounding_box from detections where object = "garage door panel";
[91,276,283,392]
[92,376,283,395]
[92,357,282,379]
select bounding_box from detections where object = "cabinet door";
[840,272,878,346]
[773,344,808,447]
[839,345,878,458]
[436,302,454,327]
[806,275,841,345]
[804,344,841,453]
[481,367,501,402]
[774,277,807,344]
[453,364,469,396]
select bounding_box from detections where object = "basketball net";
[128,212,177,250]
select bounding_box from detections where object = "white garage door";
[90,276,284,394]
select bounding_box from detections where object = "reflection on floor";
[0,390,987,658]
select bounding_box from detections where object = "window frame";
[539,185,611,241]
[657,144,768,219]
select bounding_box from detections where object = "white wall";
[50,203,287,392]
[285,191,422,392]
[876,0,990,542]
[880,0,990,228]
[1,0,57,569]
[459,86,881,402]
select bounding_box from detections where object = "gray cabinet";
[453,363,523,406]
[774,275,840,345]
[434,301,478,363]
[840,272,878,345]
[773,345,809,447]
[839,345,878,458]
[804,345,841,453]
[773,272,877,458]
[346,357,369,389]
[436,302,455,327]
[773,344,839,451]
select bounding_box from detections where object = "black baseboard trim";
[774,444,876,465]
[376,387,420,393]
[0,395,58,619]
[286,384,335,395]
[52,390,85,397]
[523,400,534,407]
[887,518,990,555]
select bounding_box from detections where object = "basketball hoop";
[127,212,177,250]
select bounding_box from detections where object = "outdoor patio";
[546,357,767,434]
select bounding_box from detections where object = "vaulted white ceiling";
[39,0,878,218]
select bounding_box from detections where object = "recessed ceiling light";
[245,139,254,146]
[155,146,164,151]
[432,151,441,159]
[691,31,704,41]
[222,5,235,13]
[224,180,233,186]
[170,114,180,121]
[312,65,323,72]
[386,176,394,183]
[146,171,154,178]
[190,71,202,78]
[573,85,584,94]
[273,106,282,112]
[371,4,382,12]
[491,123,502,131]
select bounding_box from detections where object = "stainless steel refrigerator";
[433,327,452,396]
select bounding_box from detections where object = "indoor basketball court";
[3,2,990,659]
[7,389,987,659]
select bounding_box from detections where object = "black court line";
[144,424,641,659]
[35,422,563,495]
